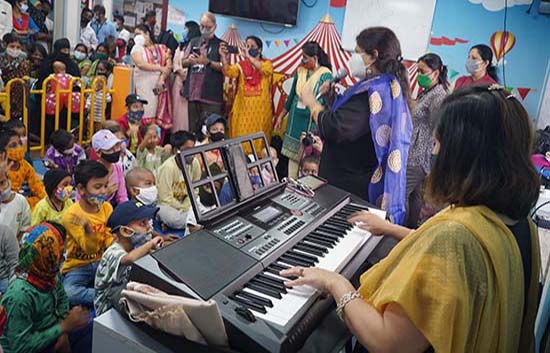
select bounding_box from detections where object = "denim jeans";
[62,262,99,307]
[0,277,9,294]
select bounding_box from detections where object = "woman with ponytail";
[405,53,449,227]
[454,44,498,90]
[277,41,333,178]
[300,27,412,225]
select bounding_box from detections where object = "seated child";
[106,123,135,175]
[31,169,74,226]
[3,118,31,164]
[61,160,113,307]
[94,201,164,316]
[0,225,18,294]
[0,222,92,353]
[0,160,30,239]
[136,123,171,175]
[157,131,201,229]
[0,130,46,209]
[299,155,320,178]
[118,94,148,155]
[91,129,128,207]
[44,129,86,174]
[45,60,82,116]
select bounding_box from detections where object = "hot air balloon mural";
[490,31,516,64]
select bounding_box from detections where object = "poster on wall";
[119,0,166,34]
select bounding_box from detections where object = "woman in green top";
[73,43,92,77]
[0,222,91,353]
[277,41,333,178]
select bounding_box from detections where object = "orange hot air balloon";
[490,31,516,63]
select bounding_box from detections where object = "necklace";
[47,197,63,212]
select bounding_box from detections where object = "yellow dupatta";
[358,206,539,353]
[295,66,332,99]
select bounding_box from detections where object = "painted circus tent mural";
[167,0,550,118]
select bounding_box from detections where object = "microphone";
[316,68,348,100]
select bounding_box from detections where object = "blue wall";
[167,0,550,117]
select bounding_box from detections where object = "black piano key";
[295,243,325,256]
[326,218,353,229]
[345,204,369,212]
[237,290,273,308]
[256,274,286,289]
[280,255,312,267]
[230,295,267,314]
[311,230,340,241]
[271,262,290,272]
[286,250,319,264]
[298,240,329,253]
[247,283,282,299]
[305,235,335,248]
[251,278,287,294]
[319,224,346,235]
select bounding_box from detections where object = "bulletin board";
[120,0,168,34]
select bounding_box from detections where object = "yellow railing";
[0,75,114,156]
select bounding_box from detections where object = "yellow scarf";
[295,66,331,98]
[359,206,538,353]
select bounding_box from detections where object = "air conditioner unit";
[541,0,550,14]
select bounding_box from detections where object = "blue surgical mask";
[248,48,259,58]
[465,59,481,75]
[181,31,188,42]
[127,110,144,124]
[86,193,107,207]
[20,3,28,13]
[129,231,152,248]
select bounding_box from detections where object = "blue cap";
[107,201,159,231]
[205,113,227,129]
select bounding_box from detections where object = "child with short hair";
[61,160,113,307]
[300,155,320,177]
[32,169,74,226]
[44,129,86,174]
[94,201,163,315]
[0,158,30,239]
[136,123,171,175]
[91,129,128,207]
[157,131,201,229]
[125,167,158,206]
[106,124,136,175]
[118,94,148,155]
[0,130,46,209]
[2,118,31,164]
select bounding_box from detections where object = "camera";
[302,132,314,147]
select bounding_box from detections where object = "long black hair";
[471,44,498,82]
[180,21,200,50]
[418,53,449,90]
[136,24,155,44]
[302,41,331,70]
[246,35,263,58]
[356,27,411,103]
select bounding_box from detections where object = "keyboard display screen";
[253,206,282,223]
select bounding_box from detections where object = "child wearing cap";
[31,169,74,226]
[157,131,201,229]
[94,200,164,316]
[106,123,136,175]
[118,94,148,155]
[44,130,86,174]
[91,129,128,207]
[62,160,114,307]
[136,123,172,175]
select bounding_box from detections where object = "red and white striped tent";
[221,24,246,110]
[404,60,421,99]
[271,13,354,125]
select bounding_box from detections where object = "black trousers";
[187,100,222,135]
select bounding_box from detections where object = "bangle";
[336,290,362,321]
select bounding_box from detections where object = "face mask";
[417,73,433,89]
[63,146,74,155]
[149,19,157,27]
[302,59,315,70]
[7,146,25,161]
[134,34,145,47]
[185,155,195,165]
[129,230,152,248]
[181,31,188,42]
[95,52,108,60]
[200,28,213,37]
[121,140,128,151]
[6,48,20,59]
[19,3,28,13]
[55,185,73,201]
[86,192,107,207]
[210,132,225,142]
[251,175,261,187]
[465,59,481,75]
[74,51,86,61]
[0,182,11,202]
[127,110,144,124]
[248,48,259,58]
[348,53,368,80]
[100,150,121,163]
[136,186,158,205]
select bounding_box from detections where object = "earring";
[366,67,373,75]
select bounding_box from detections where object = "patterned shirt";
[44,144,86,175]
[407,84,447,174]
[94,242,130,316]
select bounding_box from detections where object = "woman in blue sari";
[301,27,412,225]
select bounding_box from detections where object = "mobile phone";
[226,45,239,54]
[192,46,200,55]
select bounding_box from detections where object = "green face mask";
[96,52,108,60]
[417,73,433,89]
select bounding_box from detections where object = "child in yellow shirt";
[31,169,74,226]
[61,160,113,307]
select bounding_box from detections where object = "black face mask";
[185,155,195,165]
[101,150,121,163]
[210,132,225,142]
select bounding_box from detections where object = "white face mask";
[6,47,20,59]
[136,185,158,205]
[134,34,145,47]
[74,51,86,61]
[348,53,368,80]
